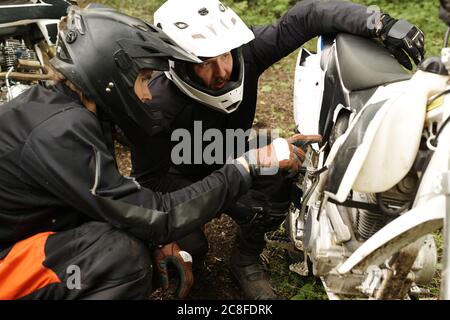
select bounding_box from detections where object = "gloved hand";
[242,134,321,177]
[376,14,425,70]
[152,242,194,299]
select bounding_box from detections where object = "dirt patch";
[253,64,297,136]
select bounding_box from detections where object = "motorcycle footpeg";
[264,230,297,252]
[289,261,310,276]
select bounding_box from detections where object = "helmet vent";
[207,25,217,36]
[198,7,209,16]
[136,31,146,41]
[134,24,148,32]
[114,49,132,70]
[192,33,206,39]
[226,102,239,111]
[220,19,229,30]
[174,22,189,29]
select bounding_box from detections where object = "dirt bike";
[267,4,450,300]
[0,1,75,105]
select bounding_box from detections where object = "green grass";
[268,247,327,300]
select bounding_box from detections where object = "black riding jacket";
[0,84,251,251]
[130,0,378,191]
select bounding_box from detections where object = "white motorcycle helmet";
[154,0,255,113]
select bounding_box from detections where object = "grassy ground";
[83,0,444,300]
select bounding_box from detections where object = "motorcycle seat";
[335,33,411,91]
[0,0,69,25]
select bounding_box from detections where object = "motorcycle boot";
[228,189,290,300]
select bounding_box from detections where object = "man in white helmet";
[129,0,425,299]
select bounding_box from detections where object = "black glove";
[376,14,425,70]
[153,242,194,299]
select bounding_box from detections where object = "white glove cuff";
[272,138,290,161]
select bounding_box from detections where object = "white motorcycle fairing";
[293,45,325,136]
[325,71,449,203]
[294,34,412,141]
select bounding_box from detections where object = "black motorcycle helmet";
[50,5,200,139]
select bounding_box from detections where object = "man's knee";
[96,225,152,276]
[45,222,153,299]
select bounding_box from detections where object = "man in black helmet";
[130,0,426,300]
[0,5,316,299]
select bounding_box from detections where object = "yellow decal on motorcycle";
[427,96,444,112]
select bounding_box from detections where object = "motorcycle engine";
[0,37,46,105]
[354,170,419,240]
